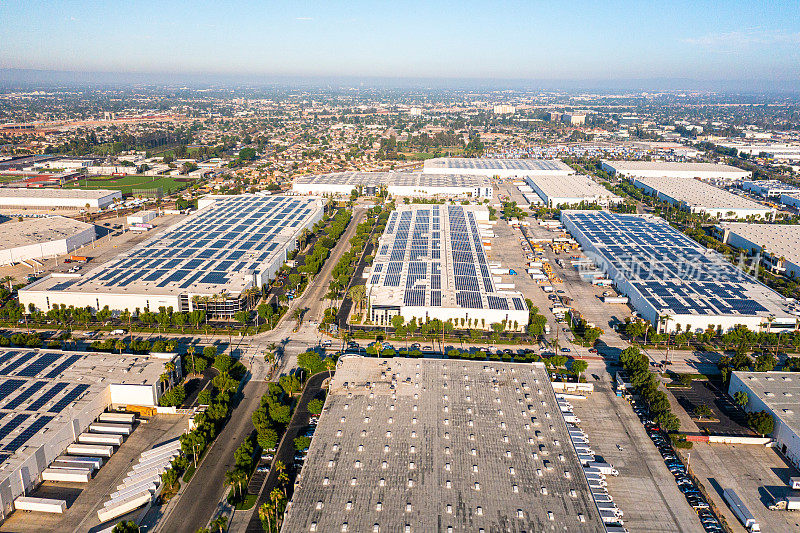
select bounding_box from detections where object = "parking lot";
[671,380,754,436]
[570,374,703,532]
[682,442,800,533]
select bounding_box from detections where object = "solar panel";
[487,296,509,310]
[3,416,53,452]
[48,384,90,413]
[16,353,60,378]
[4,381,47,410]
[0,414,29,442]
[0,380,26,402]
[0,354,32,376]
[44,354,83,379]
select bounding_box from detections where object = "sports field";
[65,174,197,195]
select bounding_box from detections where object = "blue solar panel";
[28,382,70,411]
[44,354,83,379]
[4,381,47,410]
[0,414,29,442]
[48,384,90,413]
[3,416,53,452]
[0,354,32,376]
[16,353,60,378]
[0,379,25,402]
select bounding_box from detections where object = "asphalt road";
[303,207,366,323]
[156,378,268,533]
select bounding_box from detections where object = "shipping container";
[78,432,124,446]
[89,423,131,435]
[98,412,136,424]
[14,497,66,514]
[96,492,152,523]
[42,468,91,483]
[67,444,114,457]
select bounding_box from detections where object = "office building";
[493,104,516,114]
[282,356,605,533]
[601,161,751,181]
[525,175,622,208]
[366,205,528,330]
[0,216,95,266]
[561,210,796,333]
[717,222,800,279]
[561,113,586,125]
[742,180,800,198]
[0,188,122,210]
[729,371,800,469]
[630,177,774,220]
[423,158,574,179]
[292,172,493,199]
[19,195,323,316]
[0,348,179,520]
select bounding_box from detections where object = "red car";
[588,348,598,354]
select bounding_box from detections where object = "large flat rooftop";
[293,171,491,189]
[525,174,622,206]
[561,210,794,324]
[0,216,94,249]
[631,177,772,213]
[731,371,800,433]
[282,356,604,532]
[0,188,119,200]
[0,347,167,473]
[719,222,800,266]
[424,157,574,175]
[23,194,323,298]
[602,160,750,177]
[366,204,528,325]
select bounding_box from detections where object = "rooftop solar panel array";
[426,158,573,172]
[53,195,321,296]
[562,211,788,318]
[368,205,526,314]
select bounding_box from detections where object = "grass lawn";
[65,174,197,195]
[234,494,258,511]
[182,463,196,483]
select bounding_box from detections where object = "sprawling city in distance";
[1,1,800,532]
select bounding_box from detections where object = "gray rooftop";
[0,216,94,249]
[425,158,574,174]
[732,371,800,435]
[282,356,604,533]
[293,171,491,188]
[632,177,772,212]
[0,188,120,200]
[602,161,750,175]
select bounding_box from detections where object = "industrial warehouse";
[525,174,623,208]
[0,188,122,210]
[365,204,529,330]
[741,180,800,198]
[561,210,797,333]
[282,356,605,533]
[423,157,575,178]
[0,348,177,520]
[717,222,800,279]
[729,371,800,471]
[629,177,775,220]
[19,195,324,316]
[0,216,95,266]
[291,171,493,198]
[600,160,751,181]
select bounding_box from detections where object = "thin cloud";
[295,17,313,21]
[683,28,800,47]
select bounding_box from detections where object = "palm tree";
[225,468,240,500]
[210,514,228,533]
[1,275,14,291]
[187,345,196,375]
[258,503,274,533]
[164,361,176,388]
[270,488,284,529]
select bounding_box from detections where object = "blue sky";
[2,0,799,81]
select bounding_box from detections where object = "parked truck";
[589,462,620,476]
[723,489,760,532]
[769,495,800,511]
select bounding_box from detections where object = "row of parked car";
[631,400,723,533]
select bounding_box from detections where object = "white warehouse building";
[630,177,775,220]
[0,348,179,521]
[525,174,623,208]
[0,216,95,266]
[292,171,493,199]
[0,188,122,210]
[561,210,797,334]
[717,222,800,279]
[729,371,800,469]
[601,160,751,181]
[423,157,574,178]
[365,204,529,330]
[20,195,323,317]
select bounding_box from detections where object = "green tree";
[747,410,774,436]
[293,436,311,451]
[112,521,139,533]
[571,359,588,380]
[733,390,749,408]
[307,398,324,415]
